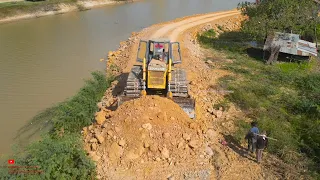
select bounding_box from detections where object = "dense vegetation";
[0,71,113,179]
[238,0,319,42]
[238,0,319,64]
[0,0,79,19]
[198,23,320,179]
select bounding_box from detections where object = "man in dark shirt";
[256,131,268,163]
[245,122,259,153]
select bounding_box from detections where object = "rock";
[82,128,88,136]
[108,142,123,160]
[91,143,97,151]
[177,141,184,149]
[142,123,152,130]
[95,110,107,125]
[101,123,107,128]
[207,108,214,114]
[170,116,175,121]
[137,146,145,156]
[214,110,223,118]
[84,144,91,152]
[190,81,196,85]
[95,134,104,144]
[206,60,213,64]
[107,130,113,136]
[144,142,150,148]
[161,147,170,159]
[156,157,161,162]
[88,125,93,131]
[90,152,100,162]
[125,150,140,160]
[205,129,216,140]
[115,127,121,132]
[97,102,103,109]
[188,140,199,148]
[118,139,126,146]
[205,146,214,156]
[182,133,191,141]
[89,138,98,143]
[189,123,197,129]
[150,143,158,152]
[163,132,170,139]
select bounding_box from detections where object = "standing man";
[256,131,268,163]
[245,121,259,153]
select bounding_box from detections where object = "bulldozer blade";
[172,97,196,119]
[117,95,195,119]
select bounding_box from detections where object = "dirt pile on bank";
[83,96,219,179]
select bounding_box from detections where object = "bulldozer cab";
[136,39,182,64]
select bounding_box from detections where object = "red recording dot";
[8,159,15,164]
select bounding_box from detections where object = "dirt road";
[86,10,283,179]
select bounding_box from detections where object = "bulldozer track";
[170,68,189,97]
[124,65,143,97]
[124,66,190,98]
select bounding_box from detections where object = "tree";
[238,0,319,64]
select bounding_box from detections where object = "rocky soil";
[84,96,218,179]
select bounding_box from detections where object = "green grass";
[0,71,113,179]
[198,30,320,177]
[0,0,78,18]
[0,0,132,19]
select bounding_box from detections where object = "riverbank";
[0,0,135,24]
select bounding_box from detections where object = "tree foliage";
[238,0,320,41]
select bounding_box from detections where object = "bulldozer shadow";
[111,72,129,97]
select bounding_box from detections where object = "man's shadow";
[222,134,257,162]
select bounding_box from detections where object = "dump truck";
[118,38,195,119]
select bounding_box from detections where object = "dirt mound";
[83,96,215,179]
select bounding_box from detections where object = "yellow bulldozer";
[118,38,195,118]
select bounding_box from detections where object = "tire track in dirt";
[149,10,238,39]
[168,12,240,41]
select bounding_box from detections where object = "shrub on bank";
[1,71,113,179]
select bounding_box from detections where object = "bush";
[1,71,112,179]
[52,71,113,134]
[1,134,96,179]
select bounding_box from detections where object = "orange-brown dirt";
[84,96,216,179]
[83,10,303,180]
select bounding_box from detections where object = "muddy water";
[0,0,244,154]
